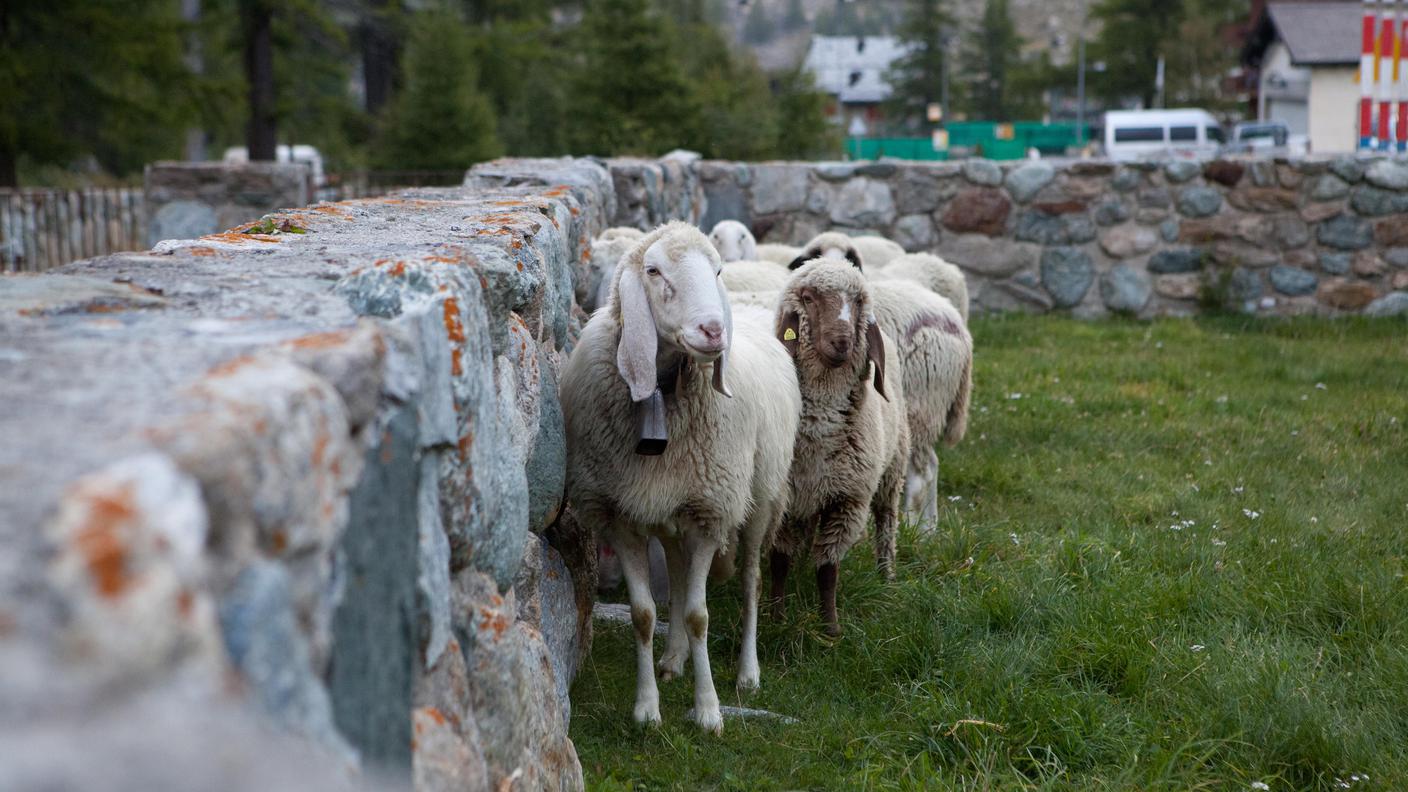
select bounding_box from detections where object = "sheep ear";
[865,315,887,401]
[786,252,812,271]
[712,278,733,398]
[615,267,658,402]
[742,234,758,261]
[777,310,801,357]
[846,249,864,270]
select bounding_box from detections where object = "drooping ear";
[615,266,658,402]
[742,232,758,261]
[846,249,863,270]
[865,314,887,401]
[712,277,734,398]
[777,310,801,357]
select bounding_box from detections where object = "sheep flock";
[564,217,974,733]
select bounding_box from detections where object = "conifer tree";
[375,7,501,169]
[570,0,698,156]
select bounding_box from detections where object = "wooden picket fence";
[0,189,145,273]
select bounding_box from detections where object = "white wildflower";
[1233,485,1244,494]
[1315,382,1327,390]
[948,495,963,502]
[1250,782,1270,791]
[1009,533,1020,545]
[1216,395,1229,404]
[1008,392,1023,400]
[1212,539,1226,547]
[1243,509,1260,519]
[1310,517,1318,524]
[1190,644,1206,652]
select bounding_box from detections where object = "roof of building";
[1260,2,1361,66]
[802,35,911,104]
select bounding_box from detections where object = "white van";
[1102,109,1226,162]
[223,144,327,188]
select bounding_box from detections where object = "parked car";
[1228,120,1311,157]
[222,144,327,188]
[1102,109,1225,162]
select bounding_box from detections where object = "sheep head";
[613,222,734,404]
[788,231,863,271]
[707,220,757,263]
[776,261,887,400]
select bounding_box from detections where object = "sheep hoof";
[656,652,686,680]
[633,701,662,726]
[822,622,843,639]
[736,673,760,695]
[689,706,724,735]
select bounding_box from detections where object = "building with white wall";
[1243,2,1360,153]
[802,35,910,136]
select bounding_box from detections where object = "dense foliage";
[5,0,839,185]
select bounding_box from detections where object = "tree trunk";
[242,0,276,161]
[361,0,399,116]
[0,143,17,189]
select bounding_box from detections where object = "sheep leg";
[768,549,791,620]
[920,447,940,528]
[656,535,690,681]
[816,562,841,638]
[874,459,905,581]
[682,531,724,734]
[736,505,770,694]
[613,532,661,726]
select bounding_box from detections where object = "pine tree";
[958,0,1043,121]
[569,0,698,156]
[1089,0,1185,108]
[374,8,500,169]
[0,1,202,185]
[884,0,953,133]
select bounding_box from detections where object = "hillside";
[723,0,1093,72]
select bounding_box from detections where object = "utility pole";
[1076,0,1087,146]
[182,0,206,161]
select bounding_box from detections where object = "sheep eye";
[645,266,660,276]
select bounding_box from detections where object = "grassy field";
[569,315,1408,791]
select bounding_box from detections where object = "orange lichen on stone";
[424,707,448,726]
[312,205,352,219]
[424,254,461,264]
[286,329,353,351]
[186,246,220,257]
[492,200,526,207]
[312,432,329,467]
[201,232,279,245]
[269,530,288,554]
[206,354,258,378]
[457,432,474,458]
[73,485,137,598]
[177,589,195,618]
[442,297,466,342]
[478,607,510,639]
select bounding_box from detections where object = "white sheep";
[707,219,757,262]
[869,281,972,527]
[852,235,907,268]
[869,252,971,321]
[561,221,800,733]
[787,231,908,273]
[756,243,801,266]
[786,231,865,270]
[720,259,791,294]
[726,289,781,311]
[770,261,909,637]
[588,227,646,313]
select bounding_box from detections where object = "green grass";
[569,315,1408,791]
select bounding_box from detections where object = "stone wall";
[0,156,653,791]
[145,161,313,247]
[693,157,1408,318]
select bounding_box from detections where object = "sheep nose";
[698,320,724,348]
[832,337,851,358]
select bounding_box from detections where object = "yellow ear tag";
[783,328,797,341]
